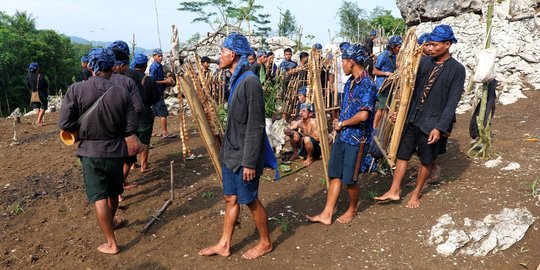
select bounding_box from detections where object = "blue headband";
[81,56,89,63]
[388,36,403,46]
[152,48,163,55]
[370,30,377,37]
[87,48,115,74]
[313,43,322,50]
[108,40,130,55]
[417,33,430,45]
[429,24,458,44]
[299,102,313,112]
[133,53,148,65]
[29,62,39,72]
[256,50,267,58]
[339,42,350,51]
[342,44,368,64]
[297,86,307,96]
[222,33,253,87]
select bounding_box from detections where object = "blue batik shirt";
[279,60,297,71]
[149,61,165,95]
[374,49,396,90]
[339,74,377,146]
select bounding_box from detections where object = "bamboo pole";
[309,48,330,189]
[179,75,223,186]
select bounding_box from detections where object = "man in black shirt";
[58,48,136,255]
[375,24,465,208]
[26,62,48,126]
[199,33,272,260]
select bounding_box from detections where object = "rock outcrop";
[397,0,540,110]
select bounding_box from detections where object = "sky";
[1,0,401,51]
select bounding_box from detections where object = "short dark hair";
[134,63,147,69]
[299,52,309,60]
[284,48,293,54]
[201,56,211,63]
[266,51,274,57]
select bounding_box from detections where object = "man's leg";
[373,109,383,128]
[374,159,408,202]
[160,117,169,136]
[94,198,120,254]
[288,131,301,161]
[302,136,315,166]
[306,178,342,225]
[199,195,239,257]
[242,199,273,259]
[406,162,431,208]
[336,183,359,223]
[37,108,45,125]
[140,149,150,172]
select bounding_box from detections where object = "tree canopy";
[0,11,86,116]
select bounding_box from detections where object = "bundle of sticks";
[373,27,423,169]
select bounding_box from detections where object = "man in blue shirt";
[149,48,175,138]
[373,36,402,128]
[307,44,377,225]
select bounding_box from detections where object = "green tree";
[178,0,233,31]
[337,1,369,42]
[370,7,406,36]
[277,9,297,38]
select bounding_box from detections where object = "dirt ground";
[0,90,539,270]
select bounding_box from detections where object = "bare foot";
[97,243,120,255]
[306,214,332,225]
[141,166,153,173]
[198,244,230,257]
[123,182,139,189]
[112,216,127,230]
[336,211,356,223]
[405,197,421,208]
[374,192,400,202]
[302,158,314,167]
[242,243,273,260]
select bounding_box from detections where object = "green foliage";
[337,2,405,42]
[531,178,539,197]
[270,216,289,232]
[262,74,282,118]
[0,10,84,116]
[202,191,215,199]
[9,203,23,215]
[186,32,201,46]
[319,178,327,186]
[370,7,406,36]
[277,9,297,38]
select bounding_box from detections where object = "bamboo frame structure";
[373,27,423,169]
[309,48,330,189]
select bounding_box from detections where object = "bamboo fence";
[373,27,423,169]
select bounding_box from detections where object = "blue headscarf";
[429,24,458,44]
[299,102,313,112]
[388,36,403,46]
[108,40,130,65]
[370,30,377,37]
[339,42,350,51]
[130,53,148,70]
[152,48,163,55]
[417,33,430,45]
[342,44,368,65]
[222,33,254,88]
[313,43,322,51]
[256,50,267,58]
[297,86,307,96]
[87,48,115,74]
[81,56,89,63]
[28,62,39,72]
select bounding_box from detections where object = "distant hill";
[69,36,152,55]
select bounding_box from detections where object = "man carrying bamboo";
[199,33,272,260]
[375,25,465,208]
[58,48,137,254]
[307,44,377,224]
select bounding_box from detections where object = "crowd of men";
[51,23,465,258]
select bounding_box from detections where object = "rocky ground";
[0,91,539,270]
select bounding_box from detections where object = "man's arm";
[309,118,320,142]
[58,85,79,132]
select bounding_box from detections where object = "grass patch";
[319,178,326,186]
[9,203,23,215]
[270,216,289,232]
[202,191,215,199]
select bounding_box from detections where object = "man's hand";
[390,112,397,123]
[427,129,441,144]
[332,119,341,131]
[243,167,256,181]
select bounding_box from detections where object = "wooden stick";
[170,160,174,201]
[140,200,171,234]
[309,48,330,189]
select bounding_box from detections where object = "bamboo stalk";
[309,48,330,189]
[179,75,223,186]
